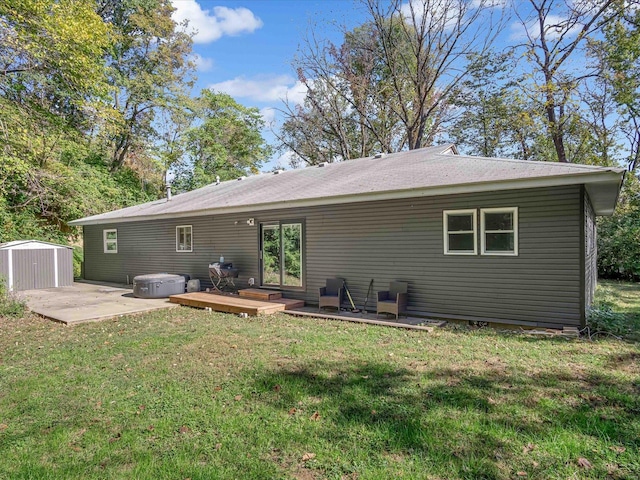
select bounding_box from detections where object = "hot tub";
[133,273,185,299]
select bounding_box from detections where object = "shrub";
[597,175,640,281]
[0,278,26,318]
[587,301,632,337]
[73,245,83,279]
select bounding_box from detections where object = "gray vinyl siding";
[84,185,583,328]
[584,191,597,314]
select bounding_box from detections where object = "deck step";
[238,288,283,301]
[272,298,305,310]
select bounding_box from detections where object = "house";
[68,145,624,329]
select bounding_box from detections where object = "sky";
[168,0,598,170]
[170,0,370,169]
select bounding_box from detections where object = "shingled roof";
[69,145,624,226]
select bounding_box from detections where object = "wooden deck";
[169,291,304,316]
[285,306,446,332]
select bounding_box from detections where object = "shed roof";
[0,240,72,250]
[69,145,624,226]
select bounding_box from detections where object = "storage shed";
[0,241,74,292]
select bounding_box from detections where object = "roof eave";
[68,170,624,226]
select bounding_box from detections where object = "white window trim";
[103,229,118,254]
[176,225,193,253]
[443,209,477,255]
[481,207,518,256]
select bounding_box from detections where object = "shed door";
[12,250,56,290]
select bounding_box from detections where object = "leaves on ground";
[577,457,593,469]
[301,452,316,462]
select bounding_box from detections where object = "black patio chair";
[319,278,344,312]
[376,281,408,320]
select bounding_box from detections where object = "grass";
[589,280,640,340]
[0,284,639,479]
[595,280,640,319]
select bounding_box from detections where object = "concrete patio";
[19,281,178,325]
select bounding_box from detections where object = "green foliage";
[601,3,640,171]
[172,90,271,191]
[0,0,111,101]
[0,277,26,318]
[100,0,195,174]
[72,246,83,279]
[587,301,633,337]
[0,0,190,247]
[598,175,640,280]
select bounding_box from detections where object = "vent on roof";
[318,162,328,167]
[237,176,246,181]
[273,169,284,175]
[373,152,386,159]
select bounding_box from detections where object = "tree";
[0,0,113,238]
[172,90,272,192]
[279,0,505,165]
[590,3,640,280]
[0,0,110,101]
[447,51,538,159]
[599,0,640,171]
[513,0,620,163]
[0,0,164,243]
[97,0,195,173]
[597,175,640,280]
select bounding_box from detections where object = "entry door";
[260,222,303,288]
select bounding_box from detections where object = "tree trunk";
[544,81,568,163]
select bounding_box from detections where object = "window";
[481,207,518,255]
[443,210,477,255]
[103,229,117,253]
[176,225,193,252]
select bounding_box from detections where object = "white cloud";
[171,1,263,44]
[470,0,507,7]
[400,0,504,31]
[191,53,214,72]
[400,0,461,31]
[259,107,277,126]
[272,150,297,170]
[209,75,308,105]
[510,14,583,41]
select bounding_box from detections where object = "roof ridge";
[438,153,623,172]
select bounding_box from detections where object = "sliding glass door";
[260,222,303,288]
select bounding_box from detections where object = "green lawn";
[0,283,639,479]
[596,280,640,319]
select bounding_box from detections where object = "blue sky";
[170,0,370,168]
[169,1,601,169]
